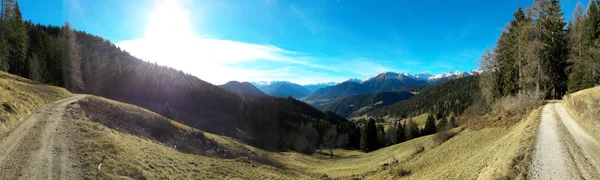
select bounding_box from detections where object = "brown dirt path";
[0,95,85,179]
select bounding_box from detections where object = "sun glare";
[145,0,196,42]
[117,0,307,84]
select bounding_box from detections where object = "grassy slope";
[68,96,310,179]
[68,93,540,179]
[0,71,541,179]
[272,108,541,179]
[0,71,71,135]
[563,86,600,141]
[323,91,413,118]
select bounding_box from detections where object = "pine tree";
[567,1,588,93]
[422,115,437,135]
[0,26,8,71]
[535,0,568,99]
[360,119,378,152]
[517,10,542,97]
[404,117,419,140]
[7,1,27,76]
[396,122,406,143]
[376,124,385,147]
[360,126,368,152]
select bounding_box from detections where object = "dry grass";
[358,107,541,179]
[464,93,543,130]
[0,71,71,135]
[1,70,545,179]
[268,103,542,179]
[563,86,600,141]
[66,97,310,179]
[266,106,540,179]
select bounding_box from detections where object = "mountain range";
[249,71,477,100]
[304,71,479,108]
[323,91,415,118]
[219,81,268,97]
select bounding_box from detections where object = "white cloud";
[115,0,403,85]
[116,0,338,85]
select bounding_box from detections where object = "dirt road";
[0,95,85,179]
[529,102,600,179]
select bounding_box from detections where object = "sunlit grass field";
[0,71,71,135]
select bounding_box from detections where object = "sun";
[144,0,197,43]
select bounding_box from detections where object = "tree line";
[0,0,366,155]
[356,114,457,152]
[369,75,479,120]
[479,0,600,106]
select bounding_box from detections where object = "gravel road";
[529,102,600,179]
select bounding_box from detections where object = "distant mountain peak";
[220,81,267,97]
[344,78,363,83]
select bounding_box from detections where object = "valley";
[2,67,600,179]
[2,0,600,179]
[0,72,539,178]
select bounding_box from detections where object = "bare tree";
[478,48,498,111]
[323,128,338,158]
[337,133,349,149]
[27,53,41,82]
[61,21,84,93]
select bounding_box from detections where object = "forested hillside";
[220,81,268,97]
[304,81,373,108]
[479,0,599,105]
[0,0,358,153]
[368,76,479,119]
[323,91,414,118]
[252,81,312,99]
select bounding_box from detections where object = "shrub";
[433,130,457,146]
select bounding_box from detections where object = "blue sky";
[19,0,583,85]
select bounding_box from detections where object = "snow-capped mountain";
[343,78,364,83]
[427,71,480,84]
[304,70,478,108]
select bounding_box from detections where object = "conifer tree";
[567,2,588,92]
[376,124,385,147]
[405,117,419,140]
[360,125,368,152]
[396,122,406,143]
[422,115,437,135]
[0,27,8,71]
[7,1,27,76]
[535,0,568,98]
